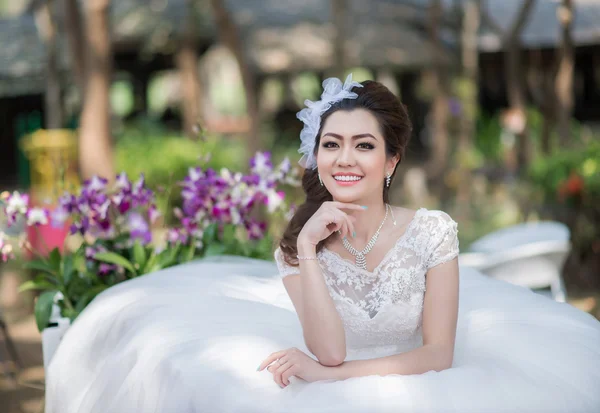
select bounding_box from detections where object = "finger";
[258,351,286,371]
[337,211,353,239]
[330,210,346,237]
[345,214,356,238]
[325,213,343,234]
[281,366,297,386]
[341,218,350,239]
[274,362,292,388]
[330,202,367,211]
[268,356,287,373]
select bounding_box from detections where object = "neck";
[342,201,388,246]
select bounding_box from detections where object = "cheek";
[361,152,387,170]
[316,151,333,167]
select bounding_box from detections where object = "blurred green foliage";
[114,119,248,222]
[529,140,600,203]
[475,111,503,162]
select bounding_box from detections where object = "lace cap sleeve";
[274,247,300,278]
[426,211,459,270]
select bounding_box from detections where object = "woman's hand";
[257,347,330,388]
[298,201,366,246]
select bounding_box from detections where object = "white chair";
[459,222,571,302]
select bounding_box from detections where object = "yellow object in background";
[19,129,79,204]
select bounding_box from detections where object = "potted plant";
[0,152,299,366]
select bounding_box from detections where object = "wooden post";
[34,1,63,129]
[78,0,114,181]
[555,0,575,147]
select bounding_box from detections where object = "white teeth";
[334,175,362,181]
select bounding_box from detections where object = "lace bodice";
[274,208,459,359]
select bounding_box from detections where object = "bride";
[45,76,600,413]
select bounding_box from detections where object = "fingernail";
[361,206,368,209]
[352,231,356,238]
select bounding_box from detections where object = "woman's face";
[316,109,398,204]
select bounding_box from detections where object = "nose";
[336,146,356,167]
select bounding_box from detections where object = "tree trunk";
[456,0,479,215]
[426,0,450,196]
[555,0,575,147]
[79,0,114,181]
[503,0,535,111]
[209,0,260,156]
[177,0,203,139]
[63,0,87,97]
[331,0,347,79]
[503,0,536,174]
[458,0,479,152]
[539,68,556,155]
[35,1,63,129]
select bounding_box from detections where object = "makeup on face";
[317,109,390,200]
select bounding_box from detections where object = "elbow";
[434,348,454,372]
[308,343,345,366]
[305,337,346,366]
[318,352,346,367]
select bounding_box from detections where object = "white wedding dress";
[45,209,600,413]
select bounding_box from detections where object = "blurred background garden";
[0,0,599,411]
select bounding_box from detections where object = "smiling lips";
[333,174,363,186]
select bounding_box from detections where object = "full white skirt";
[45,256,600,413]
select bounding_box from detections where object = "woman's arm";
[282,240,347,366]
[323,258,459,379]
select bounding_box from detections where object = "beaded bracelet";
[297,255,318,261]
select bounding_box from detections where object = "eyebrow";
[322,132,378,141]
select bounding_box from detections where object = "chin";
[328,189,364,204]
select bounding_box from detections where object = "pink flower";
[51,206,69,227]
[148,205,161,224]
[26,207,50,226]
[85,176,108,192]
[4,191,29,225]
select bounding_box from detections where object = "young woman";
[261,77,460,384]
[45,76,600,413]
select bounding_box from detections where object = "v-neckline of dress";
[320,207,426,276]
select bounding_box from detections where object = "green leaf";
[63,308,79,322]
[239,241,251,257]
[18,279,56,293]
[74,285,108,313]
[158,245,180,268]
[22,260,57,276]
[202,223,218,244]
[204,243,226,257]
[61,254,75,286]
[49,248,62,273]
[35,291,58,332]
[132,240,147,270]
[34,273,59,285]
[223,224,237,245]
[142,252,159,274]
[184,243,196,262]
[94,252,137,276]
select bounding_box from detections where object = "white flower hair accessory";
[296,73,363,169]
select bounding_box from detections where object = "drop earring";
[318,173,323,186]
[385,173,391,188]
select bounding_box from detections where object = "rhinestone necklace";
[341,203,391,270]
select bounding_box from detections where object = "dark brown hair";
[278,80,412,266]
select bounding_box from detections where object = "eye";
[357,142,375,150]
[322,141,338,148]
